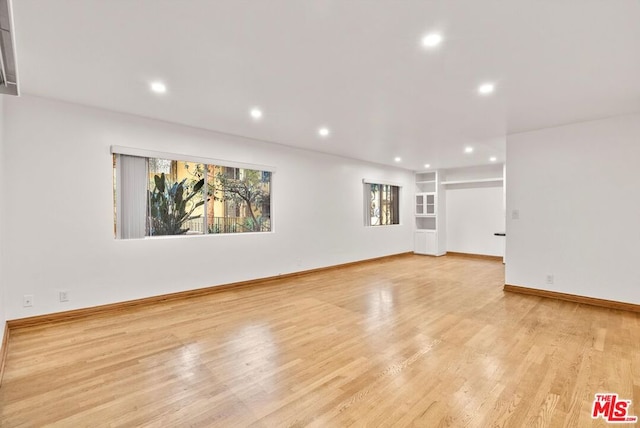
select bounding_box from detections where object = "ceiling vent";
[0,0,18,96]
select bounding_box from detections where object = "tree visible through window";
[366,183,400,226]
[114,154,272,238]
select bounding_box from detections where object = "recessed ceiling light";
[250,108,263,120]
[424,164,431,169]
[421,33,443,48]
[318,127,330,137]
[464,147,474,154]
[394,157,402,162]
[150,81,167,94]
[478,83,495,95]
[489,156,497,162]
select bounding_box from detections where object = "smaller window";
[365,182,400,226]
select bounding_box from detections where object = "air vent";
[0,0,18,96]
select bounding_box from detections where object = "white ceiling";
[10,0,640,170]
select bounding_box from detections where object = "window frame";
[112,146,276,239]
[362,178,402,227]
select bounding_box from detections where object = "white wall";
[446,184,504,256]
[0,96,5,344]
[506,113,640,304]
[2,95,414,319]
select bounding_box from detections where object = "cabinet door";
[425,232,436,254]
[415,194,425,215]
[414,231,428,254]
[425,193,435,215]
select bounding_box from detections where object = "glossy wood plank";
[7,252,413,329]
[1,255,639,427]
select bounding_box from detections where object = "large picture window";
[365,182,400,226]
[113,150,272,239]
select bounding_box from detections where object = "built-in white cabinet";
[414,230,437,255]
[414,171,444,256]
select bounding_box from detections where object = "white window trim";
[362,178,403,187]
[111,145,277,173]
[113,149,275,239]
[363,180,402,227]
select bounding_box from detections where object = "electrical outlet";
[59,290,69,302]
[23,294,34,307]
[546,274,554,285]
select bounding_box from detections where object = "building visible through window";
[114,154,272,238]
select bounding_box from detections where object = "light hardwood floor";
[1,255,639,427]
